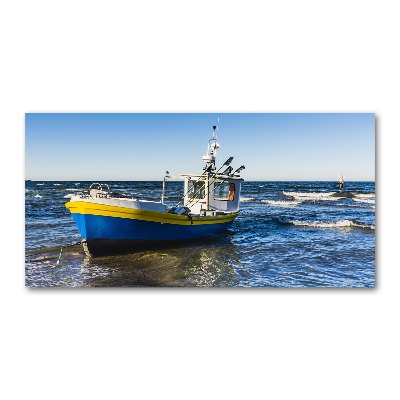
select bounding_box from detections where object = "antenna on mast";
[212,117,219,139]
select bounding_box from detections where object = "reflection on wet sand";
[26,234,243,287]
[80,236,243,287]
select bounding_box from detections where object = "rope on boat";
[56,241,82,264]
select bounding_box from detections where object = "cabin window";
[214,183,235,201]
[187,180,205,200]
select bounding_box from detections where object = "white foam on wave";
[37,183,44,185]
[291,219,375,230]
[34,194,43,198]
[65,188,78,191]
[241,197,256,202]
[343,203,375,209]
[261,200,301,207]
[283,191,342,201]
[354,193,375,199]
[54,183,61,185]
[353,198,375,204]
[64,194,74,198]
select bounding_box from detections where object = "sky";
[25,113,375,181]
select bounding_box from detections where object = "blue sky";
[25,113,375,181]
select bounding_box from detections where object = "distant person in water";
[339,174,344,189]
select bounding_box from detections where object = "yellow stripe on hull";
[66,201,239,226]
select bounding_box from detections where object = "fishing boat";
[65,125,245,256]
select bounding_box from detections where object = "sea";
[25,180,375,287]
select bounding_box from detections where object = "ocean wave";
[341,203,375,209]
[261,200,301,206]
[279,218,374,230]
[354,193,375,199]
[353,198,375,204]
[282,191,342,201]
[241,197,256,202]
[287,185,322,190]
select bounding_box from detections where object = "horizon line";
[25,179,376,182]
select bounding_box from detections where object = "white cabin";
[181,173,243,216]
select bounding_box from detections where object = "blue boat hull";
[72,213,234,241]
[66,201,239,256]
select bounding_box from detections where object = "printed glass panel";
[214,183,235,201]
[188,180,205,200]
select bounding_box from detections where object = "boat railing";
[88,182,109,198]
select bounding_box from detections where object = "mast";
[206,165,210,210]
[202,120,219,210]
